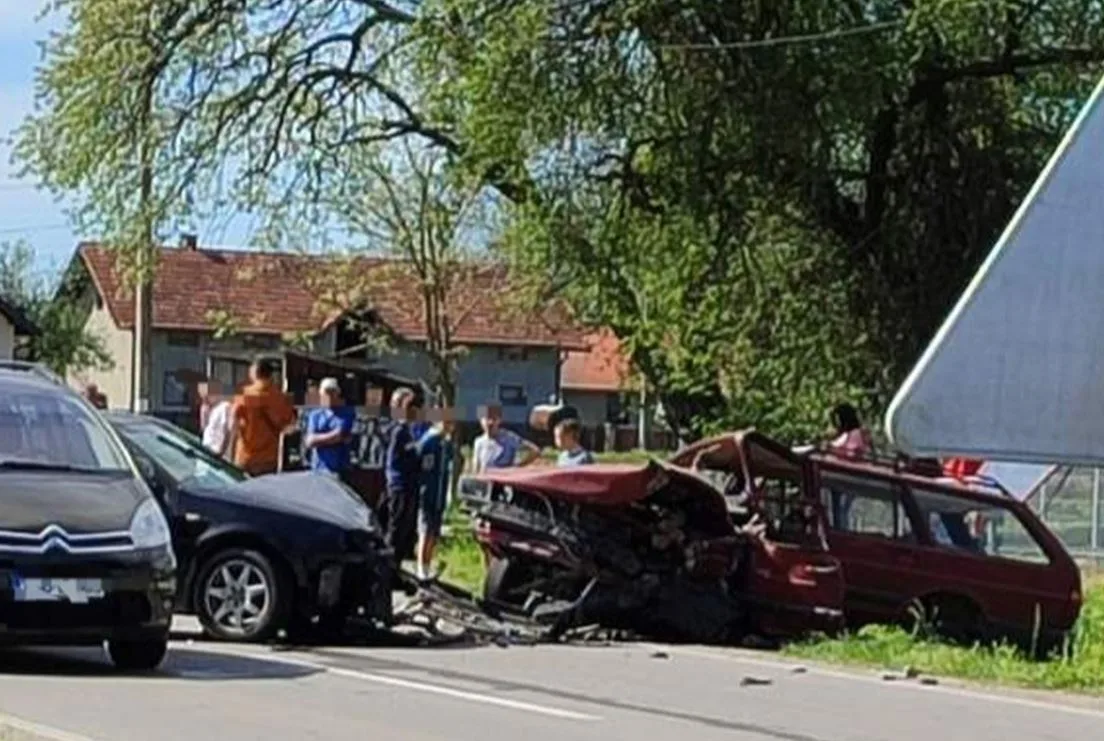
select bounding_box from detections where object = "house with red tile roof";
[63,241,587,423]
[560,328,634,424]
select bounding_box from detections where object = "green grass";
[784,583,1104,693]
[437,504,486,594]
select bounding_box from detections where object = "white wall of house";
[67,301,132,409]
[0,316,13,360]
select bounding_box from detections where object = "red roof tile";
[561,329,631,391]
[77,243,586,349]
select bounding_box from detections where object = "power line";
[0,182,40,192]
[0,223,72,236]
[552,20,903,52]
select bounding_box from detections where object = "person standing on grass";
[553,418,594,467]
[415,407,457,581]
[471,403,540,473]
[232,359,297,476]
[383,387,421,566]
[304,377,356,479]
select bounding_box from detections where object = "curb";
[0,714,97,741]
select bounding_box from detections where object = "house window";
[497,346,529,362]
[165,330,200,348]
[605,392,624,424]
[161,370,193,408]
[498,384,528,407]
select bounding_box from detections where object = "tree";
[318,141,498,407]
[412,0,1104,438]
[25,0,1104,440]
[0,242,112,375]
[13,0,230,408]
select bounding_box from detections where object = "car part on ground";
[459,448,845,645]
[0,365,174,671]
[105,413,394,644]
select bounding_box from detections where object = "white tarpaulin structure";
[885,74,1104,466]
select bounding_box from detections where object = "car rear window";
[908,486,1051,565]
[0,390,130,472]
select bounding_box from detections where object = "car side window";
[820,473,914,541]
[908,487,1051,565]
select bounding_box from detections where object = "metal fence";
[1029,467,1104,564]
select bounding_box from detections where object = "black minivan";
[0,363,175,670]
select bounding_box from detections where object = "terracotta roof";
[0,296,36,336]
[76,243,586,349]
[561,329,631,391]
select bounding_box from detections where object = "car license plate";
[10,575,104,604]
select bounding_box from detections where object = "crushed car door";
[673,433,845,626]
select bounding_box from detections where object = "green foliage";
[786,582,1104,693]
[0,241,112,375]
[416,0,1104,440]
[21,0,1104,442]
[13,0,224,285]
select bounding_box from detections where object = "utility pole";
[131,75,155,413]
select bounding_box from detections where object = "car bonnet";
[198,471,374,531]
[0,471,146,532]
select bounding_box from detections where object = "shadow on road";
[0,645,321,681]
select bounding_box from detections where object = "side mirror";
[135,458,166,496]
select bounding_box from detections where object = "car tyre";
[483,556,533,607]
[195,548,291,642]
[107,637,168,672]
[911,595,986,645]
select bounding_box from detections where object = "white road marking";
[189,645,600,722]
[642,643,1104,720]
[0,712,101,741]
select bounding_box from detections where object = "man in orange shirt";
[232,359,297,475]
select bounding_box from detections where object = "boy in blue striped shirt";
[415,407,458,581]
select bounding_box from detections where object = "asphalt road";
[1,622,1102,741]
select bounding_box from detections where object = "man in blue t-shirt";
[304,378,356,477]
[383,387,421,564]
[415,408,457,581]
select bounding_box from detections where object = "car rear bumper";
[0,557,175,645]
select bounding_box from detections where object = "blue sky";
[0,2,256,278]
[0,2,72,275]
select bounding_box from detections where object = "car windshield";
[0,387,131,473]
[116,420,247,489]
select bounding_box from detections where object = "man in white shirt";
[200,381,234,458]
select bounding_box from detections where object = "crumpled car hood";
[190,471,374,531]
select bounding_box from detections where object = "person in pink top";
[828,403,873,459]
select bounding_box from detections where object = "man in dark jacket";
[383,387,421,565]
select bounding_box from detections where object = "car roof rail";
[813,444,1016,498]
[0,360,66,387]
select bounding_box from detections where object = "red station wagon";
[674,433,1082,652]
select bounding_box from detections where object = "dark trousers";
[383,487,417,565]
